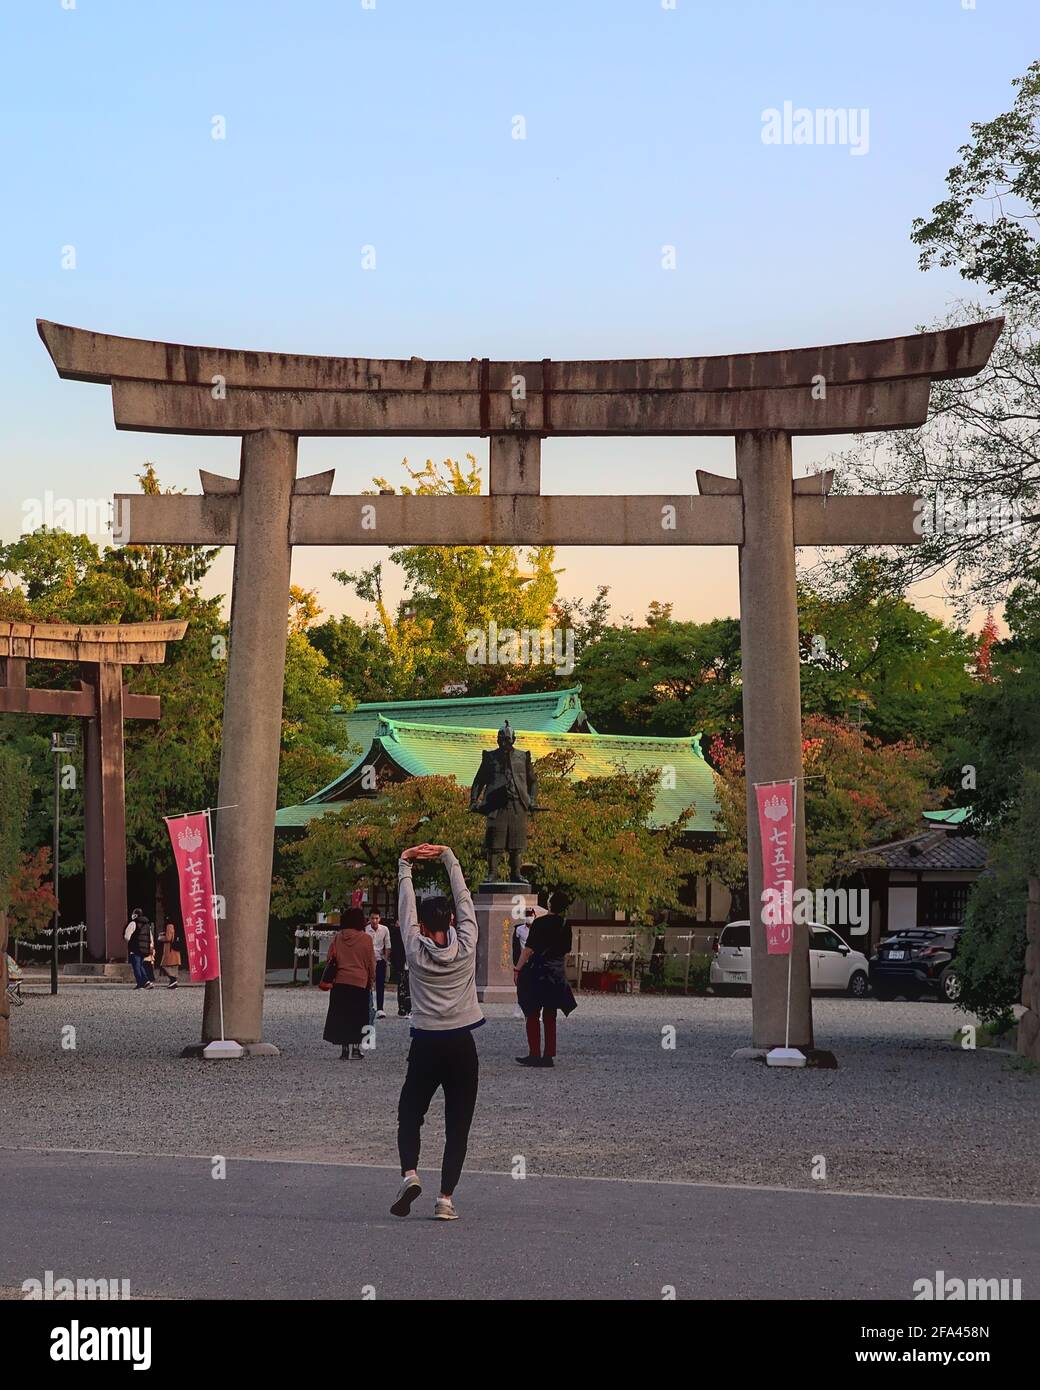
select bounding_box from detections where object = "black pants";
[375,960,386,1011]
[397,968,411,1016]
[397,1031,479,1197]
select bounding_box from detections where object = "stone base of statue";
[474,884,535,1004]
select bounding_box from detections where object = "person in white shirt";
[366,911,392,1019]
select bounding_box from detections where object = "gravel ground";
[1,987,1036,1202]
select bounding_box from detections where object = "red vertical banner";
[755,781,796,955]
[165,812,220,982]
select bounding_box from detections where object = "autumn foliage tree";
[6,847,58,940]
[693,717,943,912]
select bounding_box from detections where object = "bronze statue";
[469,721,537,883]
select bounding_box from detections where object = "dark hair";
[341,907,366,931]
[418,896,453,935]
[548,891,570,915]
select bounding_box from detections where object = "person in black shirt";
[514,891,577,1068]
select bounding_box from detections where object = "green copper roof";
[335,686,588,742]
[302,717,718,831]
[308,686,591,804]
[275,801,348,829]
[922,807,973,826]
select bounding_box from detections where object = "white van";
[710,920,870,997]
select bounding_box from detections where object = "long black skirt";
[323,984,369,1045]
[517,956,577,1018]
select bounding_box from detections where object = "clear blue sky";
[1,0,1036,625]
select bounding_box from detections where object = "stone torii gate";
[0,620,186,960]
[37,317,1001,1050]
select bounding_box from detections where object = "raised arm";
[398,856,419,961]
[440,848,477,957]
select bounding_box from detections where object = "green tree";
[950,573,1040,1019]
[273,756,697,927]
[816,64,1040,611]
[0,746,31,916]
[911,60,1040,302]
[332,456,561,698]
[527,751,696,919]
[957,771,1040,1026]
[99,465,220,620]
[1,469,355,922]
[306,612,394,705]
[573,608,743,738]
[798,561,975,747]
[272,775,483,919]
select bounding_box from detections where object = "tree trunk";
[0,908,9,1057]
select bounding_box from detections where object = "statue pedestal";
[474,884,535,1004]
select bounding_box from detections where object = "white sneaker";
[433,1197,459,1221]
[391,1175,422,1218]
[376,1009,386,1019]
[511,1005,524,1019]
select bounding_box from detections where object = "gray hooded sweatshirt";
[398,849,484,1035]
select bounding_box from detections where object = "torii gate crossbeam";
[38,318,1001,1051]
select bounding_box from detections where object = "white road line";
[1,1145,1036,1210]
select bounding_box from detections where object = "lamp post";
[50,730,78,995]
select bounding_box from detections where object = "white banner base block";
[203,1040,245,1060]
[766,1047,806,1068]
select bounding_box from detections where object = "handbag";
[319,954,337,991]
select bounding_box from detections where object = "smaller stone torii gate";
[0,621,186,960]
[38,316,1001,1050]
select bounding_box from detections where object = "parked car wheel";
[847,969,869,999]
[938,966,961,1003]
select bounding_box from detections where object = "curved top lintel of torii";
[0,620,187,663]
[37,317,1003,396]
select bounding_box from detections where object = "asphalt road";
[2,1149,1036,1301]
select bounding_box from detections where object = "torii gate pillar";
[736,431,811,1048]
[81,661,129,962]
[203,430,298,1046]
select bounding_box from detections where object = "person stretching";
[391,843,482,1222]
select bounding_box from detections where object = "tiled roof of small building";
[868,831,987,872]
